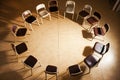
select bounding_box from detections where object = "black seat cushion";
[16,42,28,54]
[79,10,89,17]
[84,55,97,68]
[24,55,37,68]
[68,64,81,75]
[87,17,98,24]
[46,65,57,74]
[16,28,27,36]
[49,6,58,12]
[25,15,36,23]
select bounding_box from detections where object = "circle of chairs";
[10,0,111,79]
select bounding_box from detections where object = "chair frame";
[68,64,83,76]
[11,25,28,42]
[91,23,110,41]
[45,65,58,80]
[36,3,51,24]
[22,10,40,31]
[23,55,41,76]
[86,11,101,31]
[48,0,59,18]
[64,0,75,19]
[11,42,29,62]
[76,4,92,21]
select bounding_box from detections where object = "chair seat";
[69,64,82,76]
[16,42,28,54]
[16,28,27,36]
[84,55,98,68]
[38,10,50,18]
[87,17,98,24]
[46,65,57,74]
[25,15,36,23]
[79,10,89,17]
[24,55,37,68]
[49,6,58,12]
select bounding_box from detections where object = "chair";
[92,23,110,40]
[86,11,101,30]
[76,4,92,25]
[76,4,92,20]
[45,65,58,80]
[64,0,75,19]
[68,64,83,76]
[11,42,28,61]
[23,55,41,76]
[93,42,110,56]
[84,54,102,73]
[11,25,27,42]
[36,3,51,24]
[48,0,59,17]
[22,10,40,31]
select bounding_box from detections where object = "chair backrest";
[83,4,92,15]
[12,25,17,34]
[48,0,58,7]
[102,43,110,55]
[93,12,101,20]
[65,0,75,13]
[22,10,32,20]
[36,3,46,13]
[104,24,110,32]
[66,0,75,6]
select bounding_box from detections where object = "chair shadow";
[82,46,94,57]
[82,30,93,40]
[0,70,24,80]
[0,50,18,66]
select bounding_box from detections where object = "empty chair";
[68,64,83,76]
[45,65,58,80]
[11,25,27,42]
[64,0,75,19]
[84,54,102,73]
[48,0,59,17]
[23,55,41,76]
[86,11,101,30]
[76,4,92,25]
[93,42,110,56]
[22,10,40,31]
[93,23,109,37]
[36,3,51,24]
[11,42,28,61]
[92,23,110,40]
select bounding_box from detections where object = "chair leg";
[31,68,33,76]
[56,74,58,80]
[45,73,47,80]
[57,11,59,18]
[64,12,66,19]
[49,14,51,21]
[40,18,43,24]
[72,14,74,20]
[29,24,34,31]
[36,19,40,26]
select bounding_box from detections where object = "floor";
[0,0,120,80]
